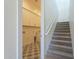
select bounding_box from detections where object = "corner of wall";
[44,17,57,55]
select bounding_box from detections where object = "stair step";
[54,33,70,36]
[57,25,69,27]
[55,28,70,31]
[51,40,72,47]
[56,25,69,27]
[46,54,73,59]
[55,27,70,29]
[46,51,73,59]
[26,52,40,56]
[49,46,73,54]
[54,32,70,35]
[25,54,40,58]
[53,35,70,38]
[57,22,69,25]
[52,37,71,41]
[55,29,70,31]
[57,23,69,25]
[34,56,40,59]
[57,22,69,23]
[24,56,40,59]
[54,31,70,33]
[50,44,72,50]
[51,40,71,43]
[56,24,69,27]
[46,22,73,59]
[47,50,73,58]
[56,24,69,26]
[54,30,70,32]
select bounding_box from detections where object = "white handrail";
[45,18,55,35]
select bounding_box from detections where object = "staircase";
[46,22,73,59]
[23,41,40,59]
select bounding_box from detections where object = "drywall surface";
[23,0,40,16]
[56,0,70,22]
[44,20,57,55]
[69,0,74,51]
[23,8,40,27]
[44,0,58,33]
[44,0,58,55]
[4,0,22,59]
[23,26,40,45]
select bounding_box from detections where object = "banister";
[45,18,56,35]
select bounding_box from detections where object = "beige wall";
[22,0,40,49]
[22,8,40,46]
[23,8,40,27]
[23,0,40,16]
[23,26,40,45]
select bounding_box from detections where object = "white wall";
[5,0,22,59]
[5,0,18,59]
[44,0,58,33]
[44,0,58,55]
[56,0,70,22]
[69,0,74,51]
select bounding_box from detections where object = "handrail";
[45,18,55,35]
[23,7,40,16]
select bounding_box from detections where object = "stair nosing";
[48,50,73,58]
[50,44,72,49]
[55,29,70,31]
[53,36,71,38]
[54,32,70,34]
[51,39,71,43]
[49,46,73,54]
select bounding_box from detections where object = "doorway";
[22,0,41,59]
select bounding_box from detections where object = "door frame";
[18,0,45,59]
[40,0,44,59]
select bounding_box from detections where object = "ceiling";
[23,0,41,16]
